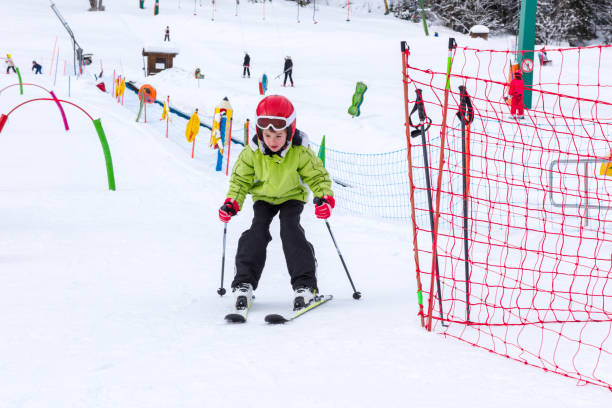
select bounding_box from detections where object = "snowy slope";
[0,1,611,407]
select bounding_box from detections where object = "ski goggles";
[255,111,296,131]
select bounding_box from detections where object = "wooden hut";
[142,45,179,76]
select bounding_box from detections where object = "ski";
[224,297,254,323]
[264,295,333,324]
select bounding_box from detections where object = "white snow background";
[0,0,610,407]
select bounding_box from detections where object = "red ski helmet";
[255,95,296,141]
[514,70,523,79]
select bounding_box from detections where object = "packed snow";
[0,1,610,407]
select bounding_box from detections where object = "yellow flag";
[600,162,612,177]
[161,101,169,121]
[186,112,200,143]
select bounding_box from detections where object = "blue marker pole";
[216,115,226,171]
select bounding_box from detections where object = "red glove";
[314,196,335,219]
[219,198,239,223]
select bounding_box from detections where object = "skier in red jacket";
[508,70,525,119]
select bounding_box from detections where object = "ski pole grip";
[313,197,323,206]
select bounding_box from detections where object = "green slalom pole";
[136,95,144,122]
[16,68,24,95]
[93,118,116,191]
[418,0,429,36]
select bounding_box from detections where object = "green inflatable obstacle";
[348,81,367,117]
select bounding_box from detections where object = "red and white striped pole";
[49,36,58,77]
[346,0,350,21]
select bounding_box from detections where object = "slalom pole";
[426,37,457,331]
[225,116,233,176]
[166,96,170,138]
[50,36,58,77]
[297,1,300,23]
[346,0,350,21]
[313,0,317,23]
[218,223,228,296]
[400,41,425,328]
[315,198,361,300]
[54,48,60,87]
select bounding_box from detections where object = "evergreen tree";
[556,0,597,46]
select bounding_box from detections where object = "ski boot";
[233,283,254,310]
[293,287,316,310]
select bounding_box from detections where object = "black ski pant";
[232,200,317,291]
[164,34,170,41]
[6,66,16,74]
[243,65,250,77]
[283,70,293,86]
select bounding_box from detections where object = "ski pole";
[274,68,290,79]
[408,88,446,327]
[315,198,361,299]
[218,223,228,296]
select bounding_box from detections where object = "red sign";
[521,58,534,73]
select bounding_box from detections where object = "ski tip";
[225,314,247,323]
[264,314,288,324]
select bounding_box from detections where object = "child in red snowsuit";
[509,70,525,118]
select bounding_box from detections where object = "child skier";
[242,52,250,78]
[282,56,293,87]
[5,54,16,74]
[218,95,334,310]
[164,26,170,42]
[508,70,525,119]
[32,60,42,75]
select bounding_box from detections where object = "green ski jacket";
[226,131,333,208]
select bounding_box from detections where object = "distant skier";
[5,54,16,74]
[282,56,293,87]
[218,95,333,311]
[164,26,170,42]
[538,47,551,66]
[508,70,525,119]
[242,52,250,78]
[32,60,42,75]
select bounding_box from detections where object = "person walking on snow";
[508,70,525,119]
[282,56,293,87]
[5,54,16,74]
[242,52,250,78]
[164,26,170,41]
[218,95,334,310]
[32,60,42,75]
